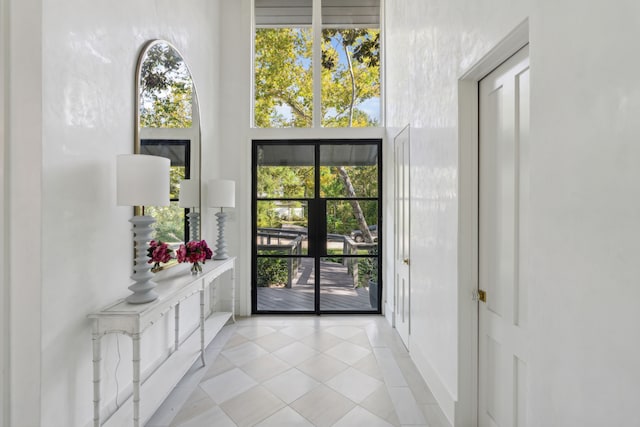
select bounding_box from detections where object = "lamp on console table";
[117,154,170,304]
[207,179,235,260]
[179,179,200,242]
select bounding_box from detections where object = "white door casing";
[478,45,530,427]
[394,125,410,348]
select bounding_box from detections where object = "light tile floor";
[147,316,451,427]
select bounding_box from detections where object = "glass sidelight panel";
[257,200,309,255]
[325,199,378,247]
[319,256,378,311]
[257,144,315,198]
[256,257,315,311]
[320,144,378,198]
[253,140,381,314]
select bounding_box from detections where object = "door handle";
[478,289,486,302]
[403,258,410,265]
[473,289,487,303]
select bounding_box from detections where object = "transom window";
[254,0,381,128]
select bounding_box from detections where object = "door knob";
[403,258,410,265]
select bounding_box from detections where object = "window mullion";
[312,0,322,128]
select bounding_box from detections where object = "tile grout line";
[367,325,428,426]
[146,322,239,426]
[152,317,446,426]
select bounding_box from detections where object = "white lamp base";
[187,210,200,242]
[127,215,159,304]
[213,210,228,260]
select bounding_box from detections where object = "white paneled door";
[478,45,530,427]
[394,125,410,348]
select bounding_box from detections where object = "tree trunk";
[339,35,372,242]
[343,43,357,127]
[337,166,374,242]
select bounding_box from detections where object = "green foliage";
[257,201,283,229]
[138,44,194,247]
[256,164,378,236]
[139,43,193,128]
[255,28,313,128]
[359,246,379,287]
[321,29,380,127]
[257,165,314,198]
[170,166,185,200]
[145,166,187,243]
[321,157,379,240]
[321,165,378,198]
[256,258,289,287]
[147,203,184,244]
[254,28,380,128]
[253,26,381,240]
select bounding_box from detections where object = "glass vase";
[190,262,202,275]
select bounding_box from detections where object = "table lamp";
[179,179,200,242]
[117,154,170,303]
[207,179,235,260]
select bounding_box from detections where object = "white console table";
[88,257,235,427]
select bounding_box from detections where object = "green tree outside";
[254,27,381,286]
[254,28,380,128]
[138,43,193,247]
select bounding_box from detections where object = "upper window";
[254,0,381,128]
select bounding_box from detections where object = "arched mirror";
[135,40,201,269]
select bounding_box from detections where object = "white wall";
[4,1,221,425]
[216,0,387,316]
[528,2,640,424]
[386,0,640,426]
[0,0,7,424]
[216,0,252,316]
[7,0,640,425]
[7,0,43,425]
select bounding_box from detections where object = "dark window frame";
[252,139,382,315]
[140,139,192,242]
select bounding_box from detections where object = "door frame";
[251,139,383,315]
[392,124,410,347]
[457,19,529,427]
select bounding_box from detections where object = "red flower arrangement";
[176,240,212,273]
[147,240,174,272]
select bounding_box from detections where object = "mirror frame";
[134,39,202,268]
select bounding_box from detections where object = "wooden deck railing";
[257,234,303,288]
[257,228,376,288]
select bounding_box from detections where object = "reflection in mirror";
[140,139,190,243]
[139,42,193,128]
[135,40,201,270]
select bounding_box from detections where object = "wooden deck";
[256,258,376,311]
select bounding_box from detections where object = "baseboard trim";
[410,342,455,427]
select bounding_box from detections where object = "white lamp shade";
[178,179,200,207]
[208,179,235,208]
[117,154,170,207]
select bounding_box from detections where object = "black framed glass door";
[252,140,381,314]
